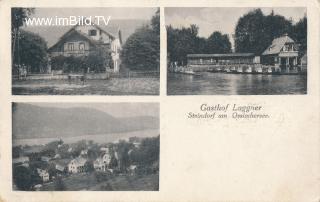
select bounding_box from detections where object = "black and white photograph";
[166,7,307,95]
[12,7,160,95]
[12,103,160,191]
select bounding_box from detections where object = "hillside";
[12,103,159,139]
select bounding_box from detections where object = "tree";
[235,9,268,54]
[130,136,159,167]
[13,166,34,190]
[205,32,232,53]
[85,161,94,173]
[292,16,307,55]
[151,8,160,34]
[13,30,48,73]
[12,146,22,158]
[120,9,160,71]
[166,24,200,65]
[235,9,296,55]
[11,8,34,33]
[85,46,113,73]
[11,8,34,57]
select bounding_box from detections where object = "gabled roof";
[22,19,147,48]
[262,34,296,55]
[48,28,99,51]
[70,157,87,166]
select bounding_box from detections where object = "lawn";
[40,173,159,191]
[12,77,159,95]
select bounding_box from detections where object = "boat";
[229,66,236,73]
[207,67,222,73]
[236,67,243,73]
[262,67,273,74]
[253,66,263,74]
[181,70,201,76]
[244,66,252,74]
[224,67,231,73]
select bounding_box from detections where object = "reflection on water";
[167,72,307,95]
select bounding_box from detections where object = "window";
[79,42,85,51]
[89,29,97,36]
[68,43,74,51]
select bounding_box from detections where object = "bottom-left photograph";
[12,102,160,191]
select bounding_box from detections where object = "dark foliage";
[121,9,160,71]
[51,46,112,73]
[13,166,41,190]
[12,30,48,73]
[129,136,160,174]
[167,25,232,65]
[235,9,307,55]
[54,176,66,191]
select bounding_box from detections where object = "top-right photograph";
[165,7,307,95]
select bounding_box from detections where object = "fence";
[13,72,110,81]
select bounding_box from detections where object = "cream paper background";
[0,0,319,201]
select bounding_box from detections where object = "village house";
[68,157,87,173]
[94,148,113,172]
[261,33,299,72]
[48,23,122,73]
[51,159,71,173]
[37,168,50,182]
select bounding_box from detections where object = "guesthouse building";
[48,23,122,72]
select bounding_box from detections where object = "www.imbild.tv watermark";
[24,16,111,26]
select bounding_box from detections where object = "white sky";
[30,7,158,20]
[26,103,159,118]
[165,7,307,38]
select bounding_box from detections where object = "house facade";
[37,168,50,182]
[93,149,113,172]
[68,157,87,173]
[48,24,122,73]
[261,33,299,72]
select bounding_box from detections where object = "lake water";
[13,129,159,146]
[167,72,307,95]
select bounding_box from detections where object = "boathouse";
[261,33,299,73]
[186,53,260,72]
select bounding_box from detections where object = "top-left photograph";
[11,7,160,95]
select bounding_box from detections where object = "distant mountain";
[12,103,159,139]
[22,19,149,48]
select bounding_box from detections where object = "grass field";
[40,173,159,191]
[12,77,159,95]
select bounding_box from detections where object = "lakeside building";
[261,34,299,73]
[185,34,304,74]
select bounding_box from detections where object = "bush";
[50,47,112,73]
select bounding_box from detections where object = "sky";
[27,103,159,118]
[165,7,307,39]
[30,7,158,20]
